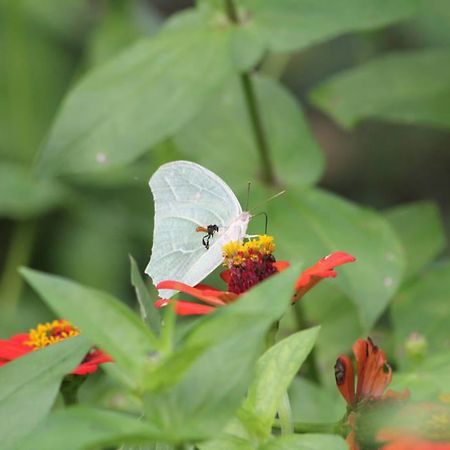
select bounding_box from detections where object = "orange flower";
[155,235,356,315]
[0,320,111,375]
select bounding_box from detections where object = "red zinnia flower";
[334,338,409,450]
[0,320,112,375]
[155,235,356,315]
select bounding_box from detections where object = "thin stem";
[60,375,87,406]
[273,418,347,436]
[223,0,278,186]
[0,221,36,315]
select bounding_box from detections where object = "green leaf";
[310,49,450,130]
[130,255,161,335]
[247,0,420,52]
[259,434,348,450]
[289,377,345,423]
[143,266,300,442]
[268,188,405,329]
[176,75,324,191]
[37,10,235,176]
[391,262,450,367]
[239,326,320,441]
[17,407,163,450]
[0,336,90,450]
[0,162,65,219]
[385,201,446,280]
[20,268,158,384]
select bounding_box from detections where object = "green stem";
[274,418,347,435]
[0,221,36,315]
[223,0,278,186]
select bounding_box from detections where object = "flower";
[0,320,112,375]
[155,235,356,315]
[334,338,409,450]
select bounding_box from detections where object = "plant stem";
[274,418,347,435]
[223,0,278,186]
[60,375,87,406]
[0,221,36,316]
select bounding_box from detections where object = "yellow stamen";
[223,235,275,267]
[24,320,80,350]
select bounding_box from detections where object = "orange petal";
[157,280,227,306]
[335,355,355,406]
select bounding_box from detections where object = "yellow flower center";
[24,320,80,350]
[222,235,275,267]
[425,410,450,440]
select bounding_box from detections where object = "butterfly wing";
[146,160,248,298]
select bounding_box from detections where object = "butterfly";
[145,161,251,298]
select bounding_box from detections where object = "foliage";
[0,0,449,448]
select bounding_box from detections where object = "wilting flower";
[155,235,356,315]
[334,338,409,450]
[377,403,450,450]
[0,320,111,375]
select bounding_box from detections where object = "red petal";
[274,261,290,272]
[0,336,31,360]
[174,300,216,315]
[293,251,356,302]
[335,355,355,406]
[220,270,231,284]
[157,280,227,306]
[72,350,112,375]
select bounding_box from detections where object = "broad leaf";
[0,336,90,450]
[143,266,300,442]
[17,407,163,450]
[176,75,323,191]
[246,0,420,52]
[130,255,161,335]
[20,268,158,384]
[239,326,320,441]
[391,262,450,367]
[310,49,450,129]
[385,201,446,280]
[37,9,235,176]
[268,188,405,329]
[259,434,348,450]
[0,162,65,219]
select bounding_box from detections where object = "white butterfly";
[145,161,251,298]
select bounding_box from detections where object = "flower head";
[155,235,356,315]
[0,319,111,375]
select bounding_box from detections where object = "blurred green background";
[0,0,449,372]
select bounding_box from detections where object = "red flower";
[0,320,112,375]
[155,235,356,315]
[380,436,450,450]
[334,338,409,450]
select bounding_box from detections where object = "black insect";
[196,224,219,250]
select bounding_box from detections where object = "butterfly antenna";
[245,182,251,211]
[249,189,286,214]
[252,212,269,234]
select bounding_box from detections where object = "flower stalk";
[223,0,278,186]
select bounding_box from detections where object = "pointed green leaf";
[0,336,90,450]
[310,49,450,129]
[130,255,161,335]
[268,188,405,329]
[20,268,158,383]
[143,266,300,442]
[37,10,235,176]
[239,327,320,441]
[18,407,163,450]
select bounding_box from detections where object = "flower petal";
[0,336,31,361]
[335,355,355,406]
[274,261,290,272]
[293,251,356,302]
[157,280,227,306]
